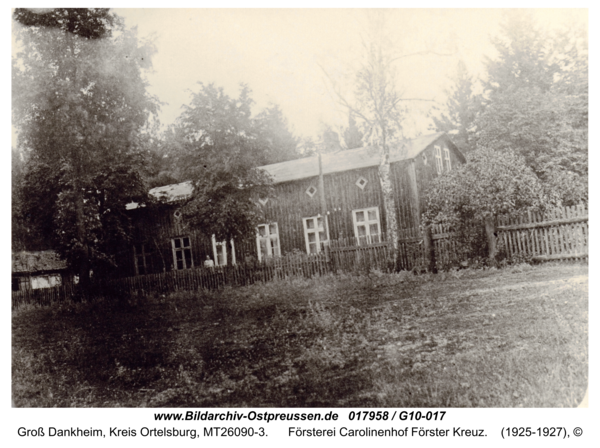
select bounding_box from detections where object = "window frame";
[434,145,443,174]
[171,236,193,270]
[133,243,153,275]
[256,222,281,262]
[302,215,330,254]
[443,146,452,171]
[212,235,236,266]
[352,207,382,245]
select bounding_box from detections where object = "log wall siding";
[120,135,465,275]
[261,166,387,254]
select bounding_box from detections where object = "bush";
[423,146,545,262]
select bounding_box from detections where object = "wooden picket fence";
[12,282,78,309]
[108,254,332,296]
[497,203,588,262]
[12,204,587,308]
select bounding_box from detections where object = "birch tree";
[323,12,447,270]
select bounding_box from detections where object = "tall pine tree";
[430,60,482,154]
[473,10,587,205]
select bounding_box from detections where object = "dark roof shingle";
[12,251,67,274]
[126,132,455,207]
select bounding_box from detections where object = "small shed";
[12,251,68,291]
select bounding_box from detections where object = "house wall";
[121,135,465,275]
[120,205,255,276]
[413,136,464,209]
[260,165,385,253]
[260,158,429,255]
[11,272,65,291]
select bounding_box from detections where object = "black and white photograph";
[11,6,588,416]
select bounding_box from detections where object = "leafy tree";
[473,10,587,206]
[322,11,452,270]
[429,60,482,154]
[324,17,410,270]
[11,148,32,252]
[12,8,159,286]
[168,83,273,265]
[484,10,557,95]
[317,123,342,153]
[423,146,545,262]
[342,112,363,149]
[253,104,300,164]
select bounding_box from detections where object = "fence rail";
[12,282,78,309]
[497,204,587,262]
[12,204,587,308]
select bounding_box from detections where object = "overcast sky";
[113,8,585,141]
[10,8,587,145]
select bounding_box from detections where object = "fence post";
[423,225,437,273]
[485,215,497,264]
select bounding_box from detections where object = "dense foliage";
[12,8,159,282]
[166,84,296,263]
[429,11,587,210]
[425,11,587,261]
[429,60,482,154]
[423,147,545,259]
[424,147,544,225]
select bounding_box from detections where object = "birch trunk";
[378,143,399,271]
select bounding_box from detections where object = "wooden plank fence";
[497,204,588,262]
[12,282,78,309]
[12,204,587,308]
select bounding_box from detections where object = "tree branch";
[389,50,455,64]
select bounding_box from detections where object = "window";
[306,185,317,198]
[212,236,236,266]
[171,237,193,270]
[352,207,381,244]
[257,223,281,261]
[12,277,28,291]
[434,145,443,174]
[134,243,153,275]
[302,216,329,254]
[443,146,452,171]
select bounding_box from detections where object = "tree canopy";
[423,146,545,261]
[474,11,587,205]
[166,83,287,263]
[429,10,587,208]
[12,8,159,283]
[429,61,482,154]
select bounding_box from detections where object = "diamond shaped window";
[356,176,368,190]
[258,197,269,206]
[306,186,317,198]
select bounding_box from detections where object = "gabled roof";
[126,132,458,207]
[261,132,447,183]
[12,251,67,274]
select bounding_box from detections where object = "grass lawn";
[13,262,588,407]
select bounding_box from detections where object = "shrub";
[423,146,545,262]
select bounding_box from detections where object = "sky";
[110,8,585,142]
[9,7,587,147]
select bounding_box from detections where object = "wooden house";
[121,132,464,276]
[12,250,69,291]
